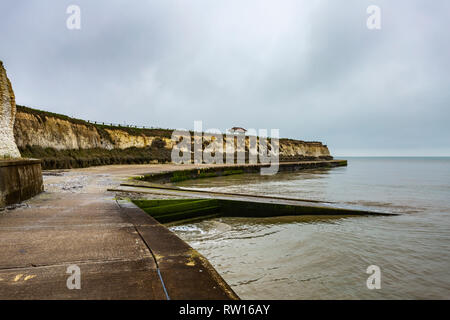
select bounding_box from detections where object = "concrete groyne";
[110,160,394,225]
[136,160,347,184]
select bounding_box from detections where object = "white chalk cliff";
[0,61,21,158]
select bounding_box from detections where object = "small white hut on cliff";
[229,127,247,134]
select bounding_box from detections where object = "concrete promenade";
[0,163,241,299]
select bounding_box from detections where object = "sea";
[170,157,450,299]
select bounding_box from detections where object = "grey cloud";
[0,0,449,155]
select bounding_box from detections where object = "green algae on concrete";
[158,167,245,183]
[133,197,387,225]
[133,199,221,223]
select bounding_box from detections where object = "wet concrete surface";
[0,163,240,299]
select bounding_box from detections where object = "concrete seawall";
[0,159,43,208]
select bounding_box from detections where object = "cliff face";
[0,61,21,158]
[14,106,175,151]
[13,106,332,169]
[279,139,331,159]
[104,129,174,150]
[14,111,113,150]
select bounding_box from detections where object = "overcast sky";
[1,0,449,156]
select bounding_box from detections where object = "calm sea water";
[170,158,450,299]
